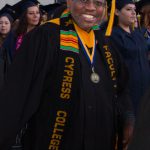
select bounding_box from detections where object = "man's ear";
[115,9,120,16]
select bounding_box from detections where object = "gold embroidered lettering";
[103,45,116,81]
[52,134,62,140]
[50,139,60,146]
[109,64,115,70]
[107,57,113,64]
[64,70,74,76]
[63,76,72,82]
[49,111,67,150]
[61,87,71,94]
[60,93,70,99]
[65,64,74,71]
[105,51,111,58]
[66,57,74,63]
[62,82,72,88]
[103,45,108,51]
[60,57,75,100]
[49,145,58,150]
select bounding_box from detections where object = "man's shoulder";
[40,18,60,31]
[45,18,60,26]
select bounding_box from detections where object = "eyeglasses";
[74,0,106,8]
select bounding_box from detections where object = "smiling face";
[26,6,41,26]
[67,0,106,31]
[116,3,136,27]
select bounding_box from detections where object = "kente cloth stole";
[48,9,118,150]
[48,10,80,150]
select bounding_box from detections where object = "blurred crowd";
[0,0,66,88]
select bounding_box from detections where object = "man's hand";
[122,124,134,150]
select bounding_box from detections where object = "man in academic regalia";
[0,0,134,150]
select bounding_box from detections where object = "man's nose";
[85,1,96,10]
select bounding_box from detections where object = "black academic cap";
[21,1,38,12]
[39,5,47,15]
[116,0,134,10]
[39,3,62,15]
[51,4,67,19]
[12,0,39,18]
[27,0,40,5]
[0,4,16,23]
[57,0,66,4]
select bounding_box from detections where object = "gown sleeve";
[0,23,58,149]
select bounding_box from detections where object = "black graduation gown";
[0,45,11,90]
[111,26,150,115]
[2,31,17,62]
[0,22,132,150]
[0,47,5,89]
[128,87,150,150]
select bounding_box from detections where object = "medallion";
[90,72,100,83]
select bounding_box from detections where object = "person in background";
[0,0,134,149]
[3,1,41,62]
[50,3,67,19]
[40,9,48,24]
[0,14,12,47]
[0,1,41,150]
[0,6,15,89]
[111,0,150,116]
[139,0,150,62]
[0,4,15,47]
[40,3,63,21]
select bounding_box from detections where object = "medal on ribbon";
[74,24,100,83]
